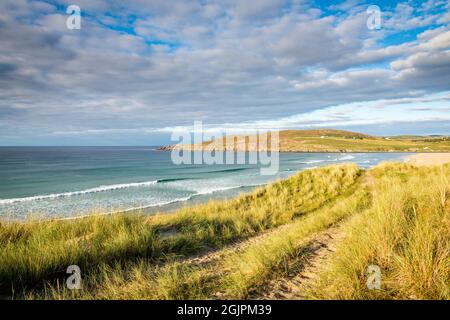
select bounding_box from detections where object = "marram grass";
[309,163,450,299]
[0,163,448,300]
[0,164,361,298]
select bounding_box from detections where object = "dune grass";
[36,179,370,300]
[0,164,362,298]
[1,162,448,300]
[216,187,371,299]
[309,163,450,299]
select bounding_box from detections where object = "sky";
[0,0,449,146]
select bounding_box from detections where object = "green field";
[163,129,450,152]
[0,161,448,300]
[278,130,450,152]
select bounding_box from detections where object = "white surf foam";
[59,184,267,221]
[194,183,264,196]
[297,159,326,164]
[338,155,356,160]
[0,180,158,205]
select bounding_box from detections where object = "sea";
[0,147,410,220]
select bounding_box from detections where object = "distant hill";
[281,129,376,139]
[160,129,450,152]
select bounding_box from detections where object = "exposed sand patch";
[406,153,450,166]
[252,227,345,300]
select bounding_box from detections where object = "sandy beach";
[407,153,450,166]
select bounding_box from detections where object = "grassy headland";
[161,129,450,152]
[0,161,448,300]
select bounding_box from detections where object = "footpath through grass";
[37,181,370,300]
[1,162,448,300]
[0,164,362,298]
[310,163,450,299]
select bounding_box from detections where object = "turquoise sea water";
[0,147,409,219]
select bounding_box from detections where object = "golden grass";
[1,162,448,300]
[44,183,369,300]
[310,163,450,299]
[0,164,361,298]
[217,187,371,299]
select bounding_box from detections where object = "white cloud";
[0,0,449,144]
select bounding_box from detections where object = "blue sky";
[0,0,449,145]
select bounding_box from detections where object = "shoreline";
[159,148,450,153]
[406,153,450,166]
[2,162,448,300]
[52,152,450,221]
[1,152,448,223]
[159,129,450,153]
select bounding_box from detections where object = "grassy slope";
[279,130,450,152]
[0,164,362,298]
[310,163,450,299]
[0,162,448,300]
[166,129,450,152]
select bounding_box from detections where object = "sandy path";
[251,175,374,300]
[407,153,450,166]
[178,221,304,268]
[251,226,345,300]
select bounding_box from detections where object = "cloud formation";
[0,0,449,145]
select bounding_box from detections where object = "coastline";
[60,152,450,221]
[160,129,450,153]
[81,152,449,218]
[2,161,448,300]
[406,153,450,166]
[1,152,448,223]
[0,151,407,221]
[160,148,450,153]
